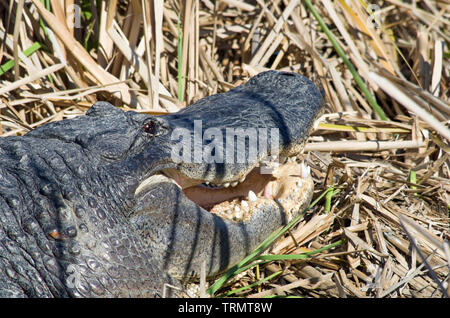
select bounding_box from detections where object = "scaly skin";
[0,71,323,297]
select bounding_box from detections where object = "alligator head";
[125,70,324,284]
[0,70,323,297]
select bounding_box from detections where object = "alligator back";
[0,136,172,297]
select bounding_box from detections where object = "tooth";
[280,156,287,163]
[291,156,297,162]
[313,117,321,130]
[231,181,238,187]
[239,175,246,183]
[241,200,249,210]
[234,205,240,213]
[205,181,210,185]
[296,179,303,187]
[223,182,230,188]
[301,162,310,178]
[248,190,257,202]
[264,182,273,199]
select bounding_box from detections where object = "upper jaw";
[156,151,309,189]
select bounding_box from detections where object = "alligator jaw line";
[135,156,313,223]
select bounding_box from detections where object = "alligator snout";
[131,71,324,281]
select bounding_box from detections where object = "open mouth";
[136,157,314,223]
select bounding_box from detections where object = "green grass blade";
[220,270,283,297]
[257,239,343,261]
[409,169,417,195]
[207,261,265,297]
[38,0,50,38]
[302,0,388,121]
[0,42,42,76]
[324,186,334,212]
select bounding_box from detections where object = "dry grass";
[1,0,449,298]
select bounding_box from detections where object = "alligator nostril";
[279,71,296,77]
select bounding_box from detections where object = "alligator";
[0,70,323,297]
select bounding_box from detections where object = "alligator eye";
[143,121,158,135]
